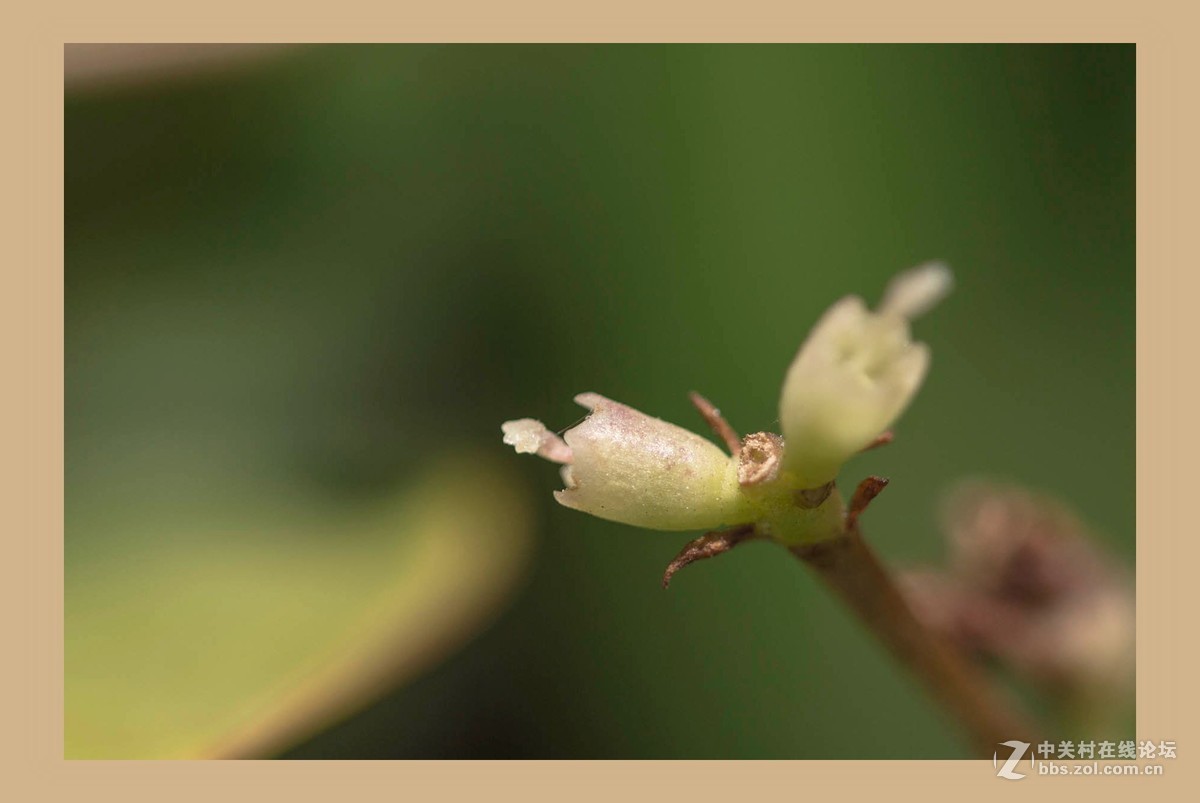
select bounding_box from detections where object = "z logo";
[994,741,1031,780]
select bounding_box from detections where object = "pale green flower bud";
[778,263,952,487]
[502,393,748,531]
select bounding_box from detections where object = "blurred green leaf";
[67,455,533,759]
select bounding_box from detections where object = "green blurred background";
[66,44,1134,759]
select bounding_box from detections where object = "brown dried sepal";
[861,430,895,452]
[846,476,889,530]
[688,391,742,456]
[661,524,759,588]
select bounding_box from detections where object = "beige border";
[8,3,1192,800]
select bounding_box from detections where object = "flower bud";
[503,393,748,531]
[778,263,951,486]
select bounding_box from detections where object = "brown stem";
[791,485,1041,757]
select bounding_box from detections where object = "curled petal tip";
[501,418,573,463]
[501,419,544,453]
[572,391,607,410]
[879,261,953,320]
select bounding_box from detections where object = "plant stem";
[791,523,1040,757]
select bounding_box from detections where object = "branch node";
[794,481,834,509]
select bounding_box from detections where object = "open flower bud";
[503,393,748,531]
[778,262,952,486]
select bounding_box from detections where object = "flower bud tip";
[879,261,953,320]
